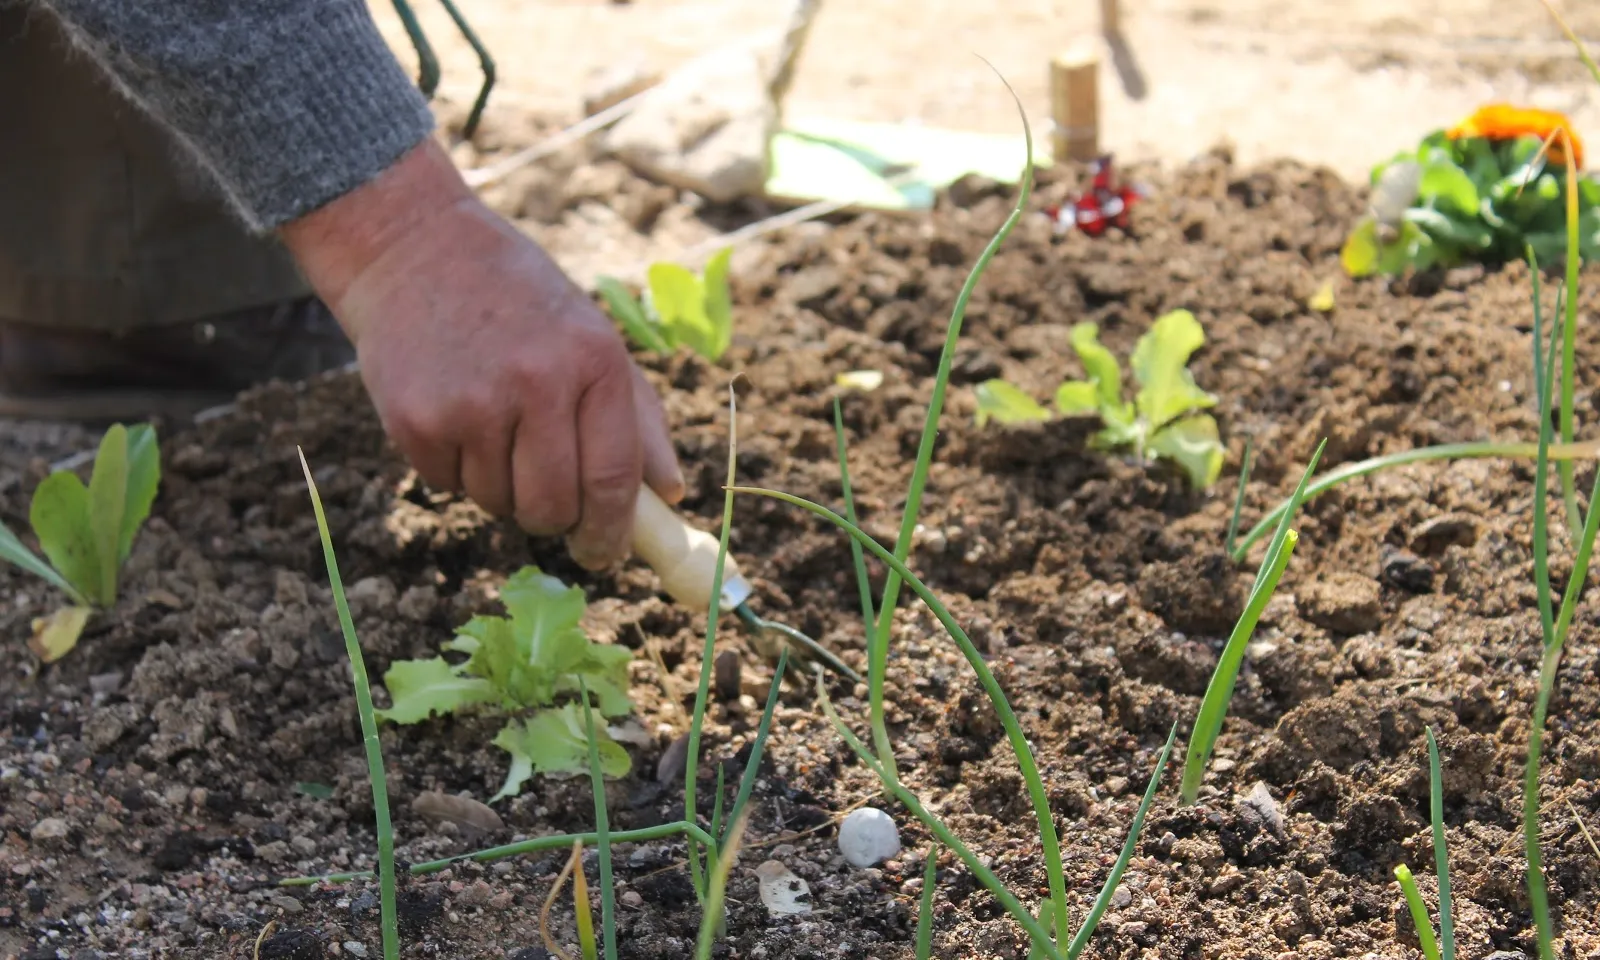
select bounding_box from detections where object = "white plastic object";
[838,807,901,868]
[631,485,753,612]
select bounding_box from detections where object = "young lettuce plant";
[975,309,1225,489]
[0,423,161,662]
[375,566,633,801]
[596,247,734,362]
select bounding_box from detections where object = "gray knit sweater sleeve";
[36,0,438,232]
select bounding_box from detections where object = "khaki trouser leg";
[0,4,311,333]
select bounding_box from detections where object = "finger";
[632,365,684,504]
[568,357,644,571]
[511,410,581,538]
[399,439,462,497]
[459,413,516,518]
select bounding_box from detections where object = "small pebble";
[30,818,68,842]
[344,943,368,958]
[270,895,304,914]
[621,890,644,908]
[838,807,900,868]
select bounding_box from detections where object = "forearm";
[35,0,436,232]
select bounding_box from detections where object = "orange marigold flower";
[1446,103,1584,168]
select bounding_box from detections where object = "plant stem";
[1184,443,1323,803]
[1229,440,1600,563]
[915,845,940,960]
[834,397,877,638]
[1182,531,1297,802]
[1224,439,1254,559]
[694,809,749,960]
[869,68,1037,792]
[579,684,617,960]
[1426,727,1455,960]
[1066,724,1177,960]
[685,386,741,899]
[724,647,789,845]
[1559,133,1583,539]
[1394,865,1442,960]
[279,821,718,886]
[297,450,399,960]
[731,484,1070,950]
[814,673,1065,960]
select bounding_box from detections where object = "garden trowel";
[631,485,862,684]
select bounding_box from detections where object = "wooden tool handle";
[632,485,751,611]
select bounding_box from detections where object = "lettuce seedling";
[596,247,734,362]
[975,309,1224,488]
[376,565,633,801]
[0,423,160,662]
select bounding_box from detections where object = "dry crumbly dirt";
[10,130,1600,960]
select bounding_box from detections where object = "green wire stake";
[391,0,497,139]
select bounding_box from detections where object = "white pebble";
[838,807,900,868]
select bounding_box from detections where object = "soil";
[9,133,1600,960]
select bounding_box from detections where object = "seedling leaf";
[1068,322,1122,408]
[0,522,78,601]
[975,380,1051,426]
[702,246,735,360]
[597,276,671,355]
[1149,415,1226,488]
[648,262,718,361]
[1053,381,1100,415]
[87,424,130,608]
[1131,310,1216,431]
[28,605,92,663]
[491,705,631,802]
[31,471,101,606]
[118,424,161,565]
[378,657,496,724]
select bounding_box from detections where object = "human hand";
[279,140,683,570]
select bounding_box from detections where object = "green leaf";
[597,276,672,355]
[295,782,336,800]
[452,615,540,706]
[118,424,160,567]
[0,520,79,601]
[974,380,1051,426]
[701,246,735,361]
[87,424,130,607]
[1341,218,1381,276]
[499,566,589,674]
[1419,159,1479,217]
[452,567,637,717]
[376,657,496,724]
[1130,310,1217,430]
[30,471,101,606]
[490,705,632,802]
[1149,415,1226,489]
[1068,322,1123,408]
[648,262,718,361]
[1053,380,1100,415]
[556,641,635,717]
[1405,207,1493,252]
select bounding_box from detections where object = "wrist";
[278,138,475,341]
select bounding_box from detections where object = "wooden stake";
[1050,49,1099,163]
[1100,0,1120,35]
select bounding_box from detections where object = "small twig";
[462,93,648,190]
[1567,800,1600,861]
[540,841,583,960]
[253,920,277,960]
